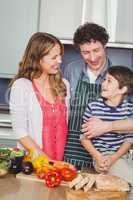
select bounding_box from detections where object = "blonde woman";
[10,32,70,160]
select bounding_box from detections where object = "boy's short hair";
[73,22,109,48]
[108,66,133,95]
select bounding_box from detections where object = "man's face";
[79,41,106,74]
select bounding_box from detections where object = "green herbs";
[0,158,11,169]
[0,148,11,158]
[10,148,25,158]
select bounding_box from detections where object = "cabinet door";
[39,0,83,39]
[107,0,133,44]
[84,0,107,28]
[0,0,39,78]
[115,0,133,43]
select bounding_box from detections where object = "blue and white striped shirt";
[83,97,133,154]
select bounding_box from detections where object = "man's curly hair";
[73,22,109,48]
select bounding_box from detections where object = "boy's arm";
[80,137,108,172]
[106,142,132,168]
[80,137,102,161]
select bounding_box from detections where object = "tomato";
[60,167,77,181]
[44,171,62,188]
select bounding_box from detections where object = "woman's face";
[39,43,62,75]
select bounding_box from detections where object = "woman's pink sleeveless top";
[32,81,68,160]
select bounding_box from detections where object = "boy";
[81,66,133,184]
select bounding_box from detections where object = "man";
[64,22,133,170]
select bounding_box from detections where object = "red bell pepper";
[60,167,77,181]
[44,171,62,188]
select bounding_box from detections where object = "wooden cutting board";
[16,173,127,200]
[65,188,127,200]
[16,172,67,186]
[16,173,44,182]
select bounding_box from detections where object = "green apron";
[64,73,101,170]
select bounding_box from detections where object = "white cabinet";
[39,0,133,48]
[0,0,39,78]
[83,0,107,29]
[39,0,107,41]
[107,0,133,44]
[39,0,83,39]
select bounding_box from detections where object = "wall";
[0,44,133,147]
[61,44,133,73]
[0,44,133,109]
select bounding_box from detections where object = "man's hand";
[81,117,112,139]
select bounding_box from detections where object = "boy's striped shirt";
[83,98,133,154]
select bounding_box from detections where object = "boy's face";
[101,73,125,100]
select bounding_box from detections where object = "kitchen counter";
[0,174,132,200]
[0,174,66,200]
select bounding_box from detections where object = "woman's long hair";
[11,32,66,102]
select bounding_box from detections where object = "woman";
[10,32,70,161]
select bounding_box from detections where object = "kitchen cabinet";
[0,0,39,78]
[39,0,83,40]
[39,0,107,41]
[39,0,133,48]
[107,0,133,44]
[83,0,107,29]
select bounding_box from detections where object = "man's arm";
[81,117,133,139]
[111,118,133,133]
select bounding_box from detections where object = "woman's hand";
[81,117,112,139]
